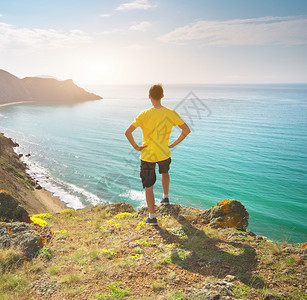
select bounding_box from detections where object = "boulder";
[0,190,31,223]
[210,199,249,231]
[0,222,44,259]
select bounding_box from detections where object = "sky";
[0,0,307,85]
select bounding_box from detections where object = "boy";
[125,84,190,225]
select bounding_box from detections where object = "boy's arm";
[168,123,191,148]
[125,125,147,151]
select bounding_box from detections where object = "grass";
[0,248,24,272]
[152,280,165,291]
[49,265,61,275]
[39,246,52,260]
[95,282,131,299]
[136,237,151,246]
[233,284,253,299]
[0,272,27,293]
[0,204,305,299]
[167,291,187,299]
[60,272,81,285]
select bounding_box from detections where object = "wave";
[13,145,103,209]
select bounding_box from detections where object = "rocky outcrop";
[0,69,102,105]
[210,199,249,231]
[137,199,249,231]
[0,190,31,223]
[0,222,45,259]
[0,190,52,259]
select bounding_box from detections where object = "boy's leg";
[161,172,170,195]
[158,158,171,204]
[140,160,157,218]
[145,185,155,214]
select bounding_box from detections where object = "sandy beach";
[33,187,67,214]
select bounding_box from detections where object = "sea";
[0,84,306,243]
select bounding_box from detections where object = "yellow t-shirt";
[131,106,185,162]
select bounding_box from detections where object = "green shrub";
[95,282,131,299]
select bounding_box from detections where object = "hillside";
[0,70,32,104]
[0,133,65,214]
[0,201,306,299]
[0,69,102,105]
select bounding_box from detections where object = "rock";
[35,185,42,190]
[210,199,249,230]
[248,231,256,237]
[0,222,46,259]
[224,275,236,282]
[25,153,31,157]
[185,280,237,299]
[282,247,306,255]
[0,190,31,223]
[30,274,59,296]
[264,293,281,300]
[227,232,248,239]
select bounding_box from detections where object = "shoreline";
[0,101,35,108]
[33,186,67,214]
[0,131,67,214]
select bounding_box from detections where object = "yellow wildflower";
[60,208,75,214]
[31,216,47,227]
[113,212,133,219]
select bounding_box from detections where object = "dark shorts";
[140,157,171,188]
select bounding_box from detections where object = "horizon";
[1,0,307,85]
[2,68,307,87]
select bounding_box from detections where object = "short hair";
[149,84,164,101]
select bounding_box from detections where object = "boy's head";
[149,84,164,101]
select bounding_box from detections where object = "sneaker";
[160,197,170,205]
[145,217,158,226]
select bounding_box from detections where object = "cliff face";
[0,133,65,214]
[22,77,102,103]
[0,69,102,105]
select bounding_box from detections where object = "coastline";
[0,101,34,108]
[33,186,67,214]
[0,132,67,215]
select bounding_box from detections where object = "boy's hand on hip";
[168,143,175,149]
[135,145,147,151]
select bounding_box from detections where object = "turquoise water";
[0,84,306,243]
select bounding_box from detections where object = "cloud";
[158,16,307,46]
[0,22,90,52]
[116,0,155,11]
[0,14,3,17]
[129,21,151,32]
[99,14,111,18]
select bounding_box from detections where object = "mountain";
[0,69,102,105]
[0,70,32,104]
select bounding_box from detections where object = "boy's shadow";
[152,214,263,288]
